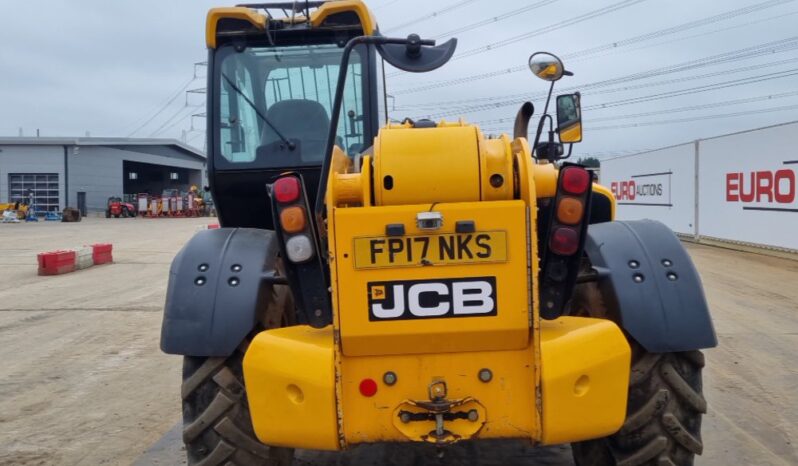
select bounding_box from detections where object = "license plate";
[353,231,507,268]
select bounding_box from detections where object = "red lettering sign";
[726,173,739,202]
[726,169,796,204]
[774,169,796,203]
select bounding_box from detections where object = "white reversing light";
[285,235,314,263]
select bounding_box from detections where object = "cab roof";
[206,0,377,48]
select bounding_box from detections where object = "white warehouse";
[0,137,206,215]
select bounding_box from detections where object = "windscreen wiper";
[221,72,296,151]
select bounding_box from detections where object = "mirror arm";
[532,81,556,157]
[541,81,555,116]
[315,34,438,243]
[315,36,365,244]
[563,143,574,159]
[532,113,552,159]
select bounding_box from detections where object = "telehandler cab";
[161,2,717,465]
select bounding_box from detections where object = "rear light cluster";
[548,167,590,256]
[269,174,332,328]
[273,176,315,263]
[540,165,593,320]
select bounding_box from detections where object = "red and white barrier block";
[37,251,76,276]
[75,246,94,270]
[195,223,221,232]
[92,243,113,265]
[36,244,113,276]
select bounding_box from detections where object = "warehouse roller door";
[8,173,60,214]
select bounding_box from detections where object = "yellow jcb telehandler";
[161,2,716,465]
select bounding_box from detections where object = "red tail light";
[550,226,579,256]
[561,166,590,195]
[274,177,301,204]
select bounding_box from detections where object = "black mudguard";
[583,220,717,353]
[160,228,285,357]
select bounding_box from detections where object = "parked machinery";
[161,2,716,465]
[105,196,136,218]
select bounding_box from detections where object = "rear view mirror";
[376,34,458,73]
[556,92,582,143]
[528,52,565,82]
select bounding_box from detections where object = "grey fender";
[160,228,285,357]
[583,220,717,353]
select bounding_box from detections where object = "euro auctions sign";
[601,121,798,251]
[610,171,672,206]
[699,121,798,251]
[600,142,696,235]
[725,165,797,209]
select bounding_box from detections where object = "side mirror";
[556,92,582,144]
[376,34,458,73]
[528,52,566,82]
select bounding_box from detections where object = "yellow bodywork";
[206,0,375,49]
[242,121,630,450]
[244,317,629,449]
[333,200,529,357]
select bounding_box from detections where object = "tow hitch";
[393,380,487,445]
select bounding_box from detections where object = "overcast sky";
[1,0,796,159]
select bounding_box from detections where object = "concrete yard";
[0,217,796,465]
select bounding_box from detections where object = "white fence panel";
[600,143,696,235]
[698,122,798,251]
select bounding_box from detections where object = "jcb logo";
[368,277,497,321]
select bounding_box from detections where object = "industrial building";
[0,137,206,214]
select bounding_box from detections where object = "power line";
[386,0,649,79]
[577,56,798,98]
[383,0,481,33]
[582,68,798,111]
[571,149,657,158]
[570,9,798,64]
[153,104,204,137]
[470,59,798,126]
[390,0,797,92]
[149,103,203,137]
[568,0,794,61]
[469,66,798,125]
[410,36,798,117]
[479,101,798,133]
[453,0,648,61]
[430,0,557,40]
[587,102,798,131]
[125,77,196,137]
[590,90,798,121]
[186,131,205,143]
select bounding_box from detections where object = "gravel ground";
[0,217,795,465]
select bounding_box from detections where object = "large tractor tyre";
[121,207,129,218]
[105,210,111,218]
[569,282,707,466]
[181,283,295,466]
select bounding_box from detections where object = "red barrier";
[37,250,76,276]
[208,224,220,229]
[91,244,113,265]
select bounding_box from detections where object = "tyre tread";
[182,357,226,399]
[183,391,236,443]
[660,361,707,414]
[195,440,235,466]
[570,281,706,466]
